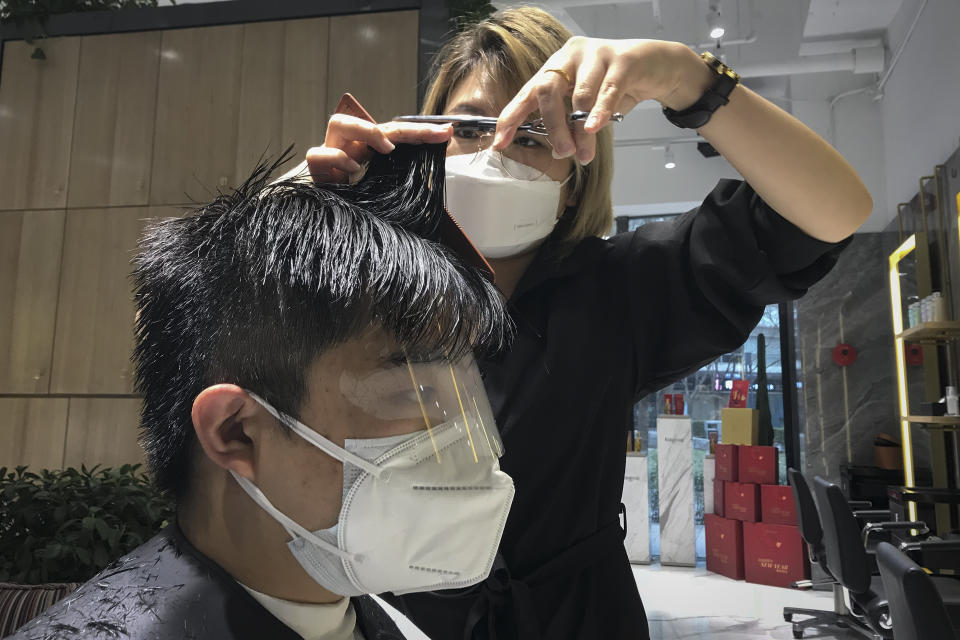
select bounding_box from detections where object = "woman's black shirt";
[386,178,850,640]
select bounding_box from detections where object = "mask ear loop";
[229,470,364,563]
[245,391,389,483]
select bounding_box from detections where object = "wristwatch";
[662,51,740,129]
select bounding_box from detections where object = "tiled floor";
[634,562,861,639]
[375,561,862,639]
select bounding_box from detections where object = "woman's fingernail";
[347,159,362,172]
[552,145,573,159]
[383,140,396,152]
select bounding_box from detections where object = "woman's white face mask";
[444,149,570,259]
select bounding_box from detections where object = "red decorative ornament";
[832,343,857,367]
[905,343,923,367]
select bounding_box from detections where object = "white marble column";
[622,453,650,564]
[657,416,696,567]
[703,455,715,515]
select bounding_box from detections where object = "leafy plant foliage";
[0,465,174,584]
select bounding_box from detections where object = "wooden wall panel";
[234,21,286,183]
[67,31,161,208]
[0,210,66,393]
[150,25,244,205]
[0,398,69,470]
[282,17,330,162]
[49,207,146,394]
[0,38,80,211]
[63,398,145,469]
[326,10,419,123]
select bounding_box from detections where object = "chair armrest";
[847,500,874,510]
[853,509,893,521]
[862,521,930,547]
[899,539,960,572]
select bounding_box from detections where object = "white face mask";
[231,392,515,597]
[445,149,569,259]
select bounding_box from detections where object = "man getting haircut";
[9,144,515,640]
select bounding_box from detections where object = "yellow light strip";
[448,363,478,462]
[472,395,497,458]
[889,234,917,521]
[401,347,441,464]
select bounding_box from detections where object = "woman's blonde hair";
[422,6,614,249]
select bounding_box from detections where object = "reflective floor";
[635,562,861,639]
[375,561,862,639]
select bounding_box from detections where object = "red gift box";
[743,522,809,588]
[738,446,779,485]
[714,479,726,517]
[761,484,798,526]
[725,482,760,522]
[705,514,744,580]
[715,444,739,482]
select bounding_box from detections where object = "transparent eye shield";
[247,352,503,479]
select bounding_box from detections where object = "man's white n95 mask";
[230,354,515,597]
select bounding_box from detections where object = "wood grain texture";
[67,31,161,208]
[234,20,285,183]
[63,397,145,469]
[281,17,330,162]
[0,210,66,393]
[150,25,244,205]
[326,10,419,123]
[49,207,147,394]
[0,38,80,211]
[0,398,69,470]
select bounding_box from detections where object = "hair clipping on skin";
[333,93,495,284]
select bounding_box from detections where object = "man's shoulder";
[5,525,300,640]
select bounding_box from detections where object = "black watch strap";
[662,52,740,129]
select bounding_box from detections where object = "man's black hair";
[132,144,511,502]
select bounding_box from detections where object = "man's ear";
[192,384,264,481]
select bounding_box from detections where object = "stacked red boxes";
[705,513,743,579]
[740,446,809,588]
[706,443,809,587]
[705,443,744,579]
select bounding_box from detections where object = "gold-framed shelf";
[906,415,960,425]
[896,321,960,342]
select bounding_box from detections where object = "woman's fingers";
[305,146,364,184]
[308,119,454,184]
[585,65,628,134]
[325,113,396,157]
[569,54,607,164]
[379,121,454,145]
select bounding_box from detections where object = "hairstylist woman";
[300,7,871,640]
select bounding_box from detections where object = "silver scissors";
[393,111,623,137]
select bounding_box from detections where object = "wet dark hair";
[132,144,511,501]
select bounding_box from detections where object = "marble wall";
[797,231,931,483]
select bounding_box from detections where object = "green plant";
[0,464,174,584]
[0,0,168,59]
[756,332,774,446]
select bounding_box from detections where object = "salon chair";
[876,541,960,640]
[782,468,849,638]
[813,476,960,640]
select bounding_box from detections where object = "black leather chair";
[783,468,848,637]
[814,476,960,640]
[876,541,960,640]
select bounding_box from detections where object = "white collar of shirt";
[238,582,362,640]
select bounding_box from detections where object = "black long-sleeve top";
[386,179,850,640]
